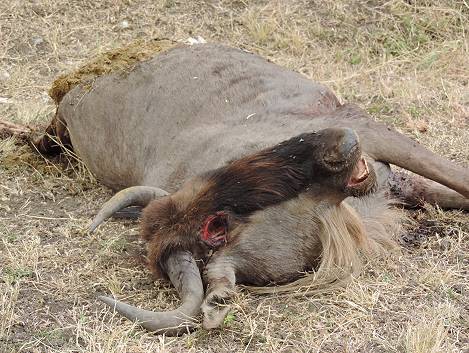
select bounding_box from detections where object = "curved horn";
[98,250,204,335]
[88,186,168,233]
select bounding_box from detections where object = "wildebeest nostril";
[322,128,360,165]
[337,128,359,156]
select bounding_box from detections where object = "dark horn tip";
[88,217,103,234]
[97,295,117,308]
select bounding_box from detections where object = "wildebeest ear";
[140,196,178,242]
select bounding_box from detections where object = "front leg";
[201,255,236,329]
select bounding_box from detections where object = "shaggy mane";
[247,193,405,296]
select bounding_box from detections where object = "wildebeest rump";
[28,43,469,334]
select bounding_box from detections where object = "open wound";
[201,211,228,248]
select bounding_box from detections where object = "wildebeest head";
[93,127,376,334]
[141,127,375,267]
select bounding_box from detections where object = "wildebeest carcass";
[16,42,469,334]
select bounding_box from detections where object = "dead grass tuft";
[0,284,19,350]
[48,38,176,105]
[403,303,457,353]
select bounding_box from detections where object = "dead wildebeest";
[8,42,468,335]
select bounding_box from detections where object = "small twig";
[22,215,70,221]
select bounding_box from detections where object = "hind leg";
[368,160,468,210]
[388,171,469,210]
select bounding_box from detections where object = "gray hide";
[56,43,469,203]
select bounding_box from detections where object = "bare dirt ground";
[1,1,468,352]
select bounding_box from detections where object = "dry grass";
[0,0,468,352]
[48,38,175,104]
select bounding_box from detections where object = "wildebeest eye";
[200,211,229,248]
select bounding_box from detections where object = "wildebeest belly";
[58,44,339,191]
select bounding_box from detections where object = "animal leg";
[340,104,469,198]
[367,160,467,210]
[201,256,236,329]
[388,171,469,210]
[0,120,31,139]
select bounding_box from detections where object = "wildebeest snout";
[319,128,360,170]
